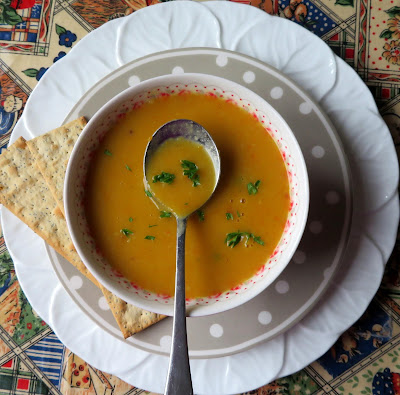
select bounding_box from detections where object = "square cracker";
[26,117,87,217]
[24,120,166,337]
[100,285,166,338]
[0,137,99,287]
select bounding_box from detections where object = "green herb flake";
[148,224,158,228]
[125,164,132,172]
[160,211,172,218]
[121,228,133,236]
[104,149,112,156]
[225,231,264,248]
[197,210,205,222]
[253,236,265,246]
[144,235,155,240]
[153,172,175,184]
[145,189,153,197]
[237,210,241,218]
[181,160,200,187]
[226,213,234,220]
[129,217,133,222]
[225,231,246,248]
[247,180,261,195]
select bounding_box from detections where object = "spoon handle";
[165,217,193,395]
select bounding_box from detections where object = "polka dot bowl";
[64,73,309,317]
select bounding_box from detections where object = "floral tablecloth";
[0,0,399,393]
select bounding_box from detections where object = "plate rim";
[57,46,353,357]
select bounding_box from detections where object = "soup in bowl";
[64,73,309,317]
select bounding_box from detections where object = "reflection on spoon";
[143,119,220,395]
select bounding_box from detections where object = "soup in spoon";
[146,137,216,218]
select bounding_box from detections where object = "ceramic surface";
[65,73,309,316]
[58,47,351,359]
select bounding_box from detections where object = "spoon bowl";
[144,119,221,218]
[143,119,221,395]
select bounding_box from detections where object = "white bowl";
[64,73,309,317]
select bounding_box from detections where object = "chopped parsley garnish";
[226,212,234,220]
[197,210,205,222]
[225,231,245,248]
[145,189,153,197]
[121,228,133,236]
[160,211,172,218]
[129,217,133,222]
[253,236,265,246]
[247,180,261,195]
[126,164,132,172]
[153,172,175,184]
[144,235,155,240]
[104,149,112,156]
[237,210,241,218]
[225,231,265,248]
[181,160,200,187]
[148,224,158,228]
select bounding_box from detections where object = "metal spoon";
[143,119,220,395]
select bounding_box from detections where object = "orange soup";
[85,92,290,298]
[146,137,216,218]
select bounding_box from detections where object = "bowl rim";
[64,72,309,317]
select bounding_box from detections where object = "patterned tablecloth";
[0,0,399,393]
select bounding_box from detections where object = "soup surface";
[85,92,290,298]
[146,137,216,218]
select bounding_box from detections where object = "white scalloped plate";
[2,2,399,394]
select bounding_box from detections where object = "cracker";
[26,117,87,216]
[0,137,99,287]
[24,121,166,338]
[100,284,166,338]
